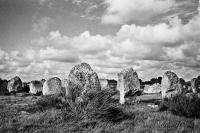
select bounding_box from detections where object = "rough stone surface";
[117,68,140,104]
[29,81,43,94]
[67,63,101,101]
[191,78,200,93]
[144,84,161,94]
[42,77,62,96]
[7,76,22,93]
[61,79,70,97]
[161,71,182,99]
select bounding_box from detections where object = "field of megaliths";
[0,62,200,132]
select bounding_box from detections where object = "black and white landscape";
[1,0,200,132]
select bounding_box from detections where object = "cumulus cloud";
[102,0,198,25]
[2,3,200,81]
[19,13,200,80]
[39,47,80,63]
[102,0,175,24]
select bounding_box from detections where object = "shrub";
[158,94,200,118]
[35,90,134,123]
[63,90,134,122]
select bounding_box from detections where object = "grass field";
[0,93,200,133]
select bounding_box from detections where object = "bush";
[63,90,134,122]
[158,94,200,118]
[35,90,134,123]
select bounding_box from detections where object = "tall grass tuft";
[158,94,200,118]
[62,90,134,122]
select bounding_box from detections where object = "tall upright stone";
[7,76,22,93]
[29,81,43,95]
[117,68,140,104]
[161,71,182,99]
[42,77,62,96]
[191,78,200,93]
[61,79,70,97]
[68,63,101,101]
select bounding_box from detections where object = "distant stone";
[22,82,30,93]
[108,79,117,91]
[7,76,22,93]
[117,68,140,104]
[161,71,182,99]
[29,81,43,95]
[0,79,8,95]
[68,62,101,101]
[191,78,200,93]
[42,77,62,96]
[99,79,117,91]
[99,79,109,90]
[144,83,161,94]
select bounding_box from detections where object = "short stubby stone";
[7,76,22,93]
[191,78,200,93]
[117,68,140,104]
[161,71,182,99]
[144,83,161,94]
[42,77,62,96]
[67,63,101,101]
[29,81,43,95]
[178,78,188,93]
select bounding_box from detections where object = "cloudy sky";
[0,0,200,81]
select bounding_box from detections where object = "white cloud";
[102,0,175,25]
[2,9,200,81]
[39,47,80,63]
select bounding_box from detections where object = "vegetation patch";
[158,94,200,118]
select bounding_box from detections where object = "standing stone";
[191,78,200,93]
[0,79,8,95]
[61,79,70,97]
[108,79,117,91]
[68,63,101,101]
[29,81,43,95]
[7,76,22,93]
[161,71,182,99]
[22,82,30,93]
[117,68,140,104]
[42,77,62,96]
